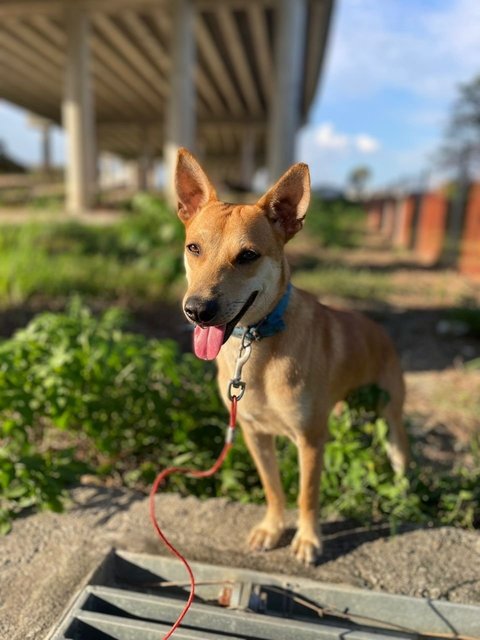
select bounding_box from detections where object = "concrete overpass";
[0,0,335,213]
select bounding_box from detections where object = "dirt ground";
[2,487,480,640]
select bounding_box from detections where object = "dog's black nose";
[184,297,219,324]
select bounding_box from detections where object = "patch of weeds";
[28,194,64,213]
[0,194,184,306]
[0,301,225,532]
[305,198,366,248]
[1,306,479,534]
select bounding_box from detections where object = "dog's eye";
[186,243,200,255]
[237,249,260,264]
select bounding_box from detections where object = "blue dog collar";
[232,282,292,341]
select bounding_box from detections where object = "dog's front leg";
[242,426,286,551]
[292,429,326,564]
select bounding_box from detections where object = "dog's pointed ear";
[257,163,311,241]
[175,148,217,223]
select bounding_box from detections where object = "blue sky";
[1,0,479,189]
[298,0,480,188]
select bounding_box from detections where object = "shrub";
[0,302,225,532]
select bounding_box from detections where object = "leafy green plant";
[0,301,225,531]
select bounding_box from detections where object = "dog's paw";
[291,530,322,565]
[248,521,284,552]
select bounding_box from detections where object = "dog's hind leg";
[242,427,286,551]
[378,364,410,475]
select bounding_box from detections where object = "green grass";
[304,198,366,248]
[292,265,395,301]
[0,194,185,306]
[0,195,376,307]
[289,198,398,301]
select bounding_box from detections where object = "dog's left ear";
[175,148,218,224]
[257,163,311,242]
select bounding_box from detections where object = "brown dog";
[175,148,409,564]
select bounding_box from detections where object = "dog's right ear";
[175,148,217,224]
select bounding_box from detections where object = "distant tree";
[347,165,372,199]
[437,73,480,264]
[438,74,480,181]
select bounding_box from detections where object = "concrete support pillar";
[267,0,307,182]
[240,129,256,190]
[41,124,52,174]
[63,8,96,214]
[26,114,53,174]
[164,0,196,207]
[137,126,154,191]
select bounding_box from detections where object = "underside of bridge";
[0,0,334,212]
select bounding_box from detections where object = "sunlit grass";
[292,266,396,302]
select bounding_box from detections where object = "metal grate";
[48,549,480,640]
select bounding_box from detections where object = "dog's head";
[175,148,310,360]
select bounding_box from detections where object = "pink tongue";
[193,325,226,360]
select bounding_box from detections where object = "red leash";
[149,396,238,639]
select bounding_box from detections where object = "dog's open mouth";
[193,291,258,361]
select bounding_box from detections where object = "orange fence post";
[366,199,383,232]
[414,192,448,265]
[392,194,419,249]
[380,198,396,241]
[459,183,480,277]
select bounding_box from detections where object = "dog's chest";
[235,392,307,439]
[217,341,312,438]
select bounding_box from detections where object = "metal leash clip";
[227,329,253,402]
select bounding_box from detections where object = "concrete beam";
[62,7,96,214]
[247,4,274,105]
[164,0,196,207]
[196,16,245,117]
[217,6,263,116]
[267,0,308,182]
[5,18,129,121]
[0,0,276,18]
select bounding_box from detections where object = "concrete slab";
[1,485,480,640]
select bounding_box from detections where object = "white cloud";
[314,123,349,150]
[323,0,480,101]
[355,134,380,153]
[297,123,381,187]
[307,122,380,155]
